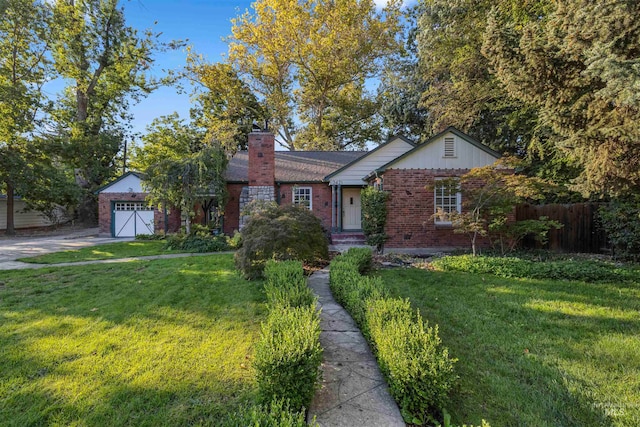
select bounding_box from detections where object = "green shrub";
[222,399,315,427]
[598,199,640,261]
[264,260,315,308]
[164,233,229,252]
[366,298,457,425]
[329,249,457,424]
[361,186,389,253]
[235,204,329,279]
[254,304,323,412]
[228,230,242,249]
[134,233,165,241]
[431,255,638,283]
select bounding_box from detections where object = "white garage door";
[113,202,155,237]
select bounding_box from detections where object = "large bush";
[235,203,329,279]
[329,248,457,424]
[254,304,323,412]
[599,199,640,261]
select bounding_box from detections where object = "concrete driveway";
[0,228,130,269]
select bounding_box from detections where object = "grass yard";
[378,267,640,426]
[18,241,185,264]
[0,254,266,426]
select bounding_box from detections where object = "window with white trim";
[434,178,461,224]
[114,202,153,211]
[293,187,312,209]
[443,136,456,158]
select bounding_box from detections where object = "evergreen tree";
[484,0,640,197]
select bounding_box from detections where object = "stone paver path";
[307,268,404,427]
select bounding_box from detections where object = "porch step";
[331,232,366,245]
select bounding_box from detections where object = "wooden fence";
[516,203,609,253]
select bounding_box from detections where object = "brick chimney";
[239,131,276,228]
[248,131,275,187]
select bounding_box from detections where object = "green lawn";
[378,267,640,426]
[18,241,184,264]
[0,254,266,426]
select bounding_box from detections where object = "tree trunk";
[5,181,15,236]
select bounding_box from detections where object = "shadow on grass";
[0,254,264,426]
[378,268,640,426]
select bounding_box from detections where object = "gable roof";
[95,171,144,194]
[374,126,501,174]
[323,134,416,181]
[225,150,366,183]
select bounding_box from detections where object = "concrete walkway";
[0,252,231,271]
[307,268,404,427]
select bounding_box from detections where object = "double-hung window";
[293,187,312,209]
[434,178,461,224]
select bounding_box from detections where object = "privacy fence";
[517,203,609,253]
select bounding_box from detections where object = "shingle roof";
[225,150,366,183]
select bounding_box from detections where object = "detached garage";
[97,172,180,237]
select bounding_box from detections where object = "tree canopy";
[225,0,402,150]
[484,0,640,197]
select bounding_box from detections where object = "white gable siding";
[329,137,414,185]
[389,132,497,170]
[100,174,144,193]
[0,200,57,229]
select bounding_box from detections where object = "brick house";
[98,127,501,249]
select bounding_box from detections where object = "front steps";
[330,232,366,246]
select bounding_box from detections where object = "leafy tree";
[483,0,640,197]
[361,186,389,253]
[413,0,549,153]
[187,58,264,153]
[227,0,402,150]
[0,0,53,235]
[378,4,431,142]
[135,115,228,235]
[50,0,163,224]
[434,159,562,256]
[143,144,228,236]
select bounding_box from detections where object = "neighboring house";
[0,196,69,232]
[98,127,501,249]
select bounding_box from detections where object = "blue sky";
[123,0,403,140]
[124,0,254,136]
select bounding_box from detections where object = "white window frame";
[293,186,312,210]
[433,178,461,224]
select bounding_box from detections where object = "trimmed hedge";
[264,260,315,308]
[329,248,457,424]
[430,255,639,283]
[222,399,314,427]
[254,261,323,413]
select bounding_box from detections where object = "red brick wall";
[278,183,333,231]
[382,169,491,249]
[222,183,333,235]
[248,132,275,187]
[98,192,180,237]
[223,184,245,235]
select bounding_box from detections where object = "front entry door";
[342,188,362,230]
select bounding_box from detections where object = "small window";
[434,178,461,224]
[444,137,456,158]
[293,187,312,210]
